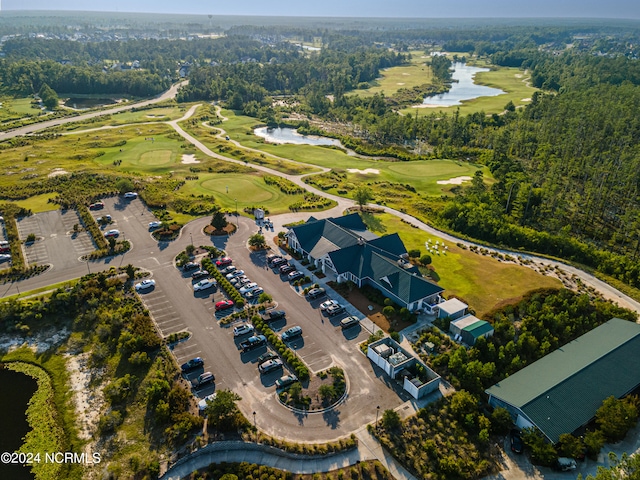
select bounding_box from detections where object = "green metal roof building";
[486,318,640,443]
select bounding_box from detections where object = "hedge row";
[77,204,108,250]
[264,175,304,195]
[201,257,245,308]
[251,315,310,381]
[0,204,29,272]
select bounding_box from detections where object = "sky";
[3,0,640,19]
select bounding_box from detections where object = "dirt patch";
[521,97,532,102]
[181,154,200,164]
[65,352,105,442]
[0,328,70,353]
[437,175,472,185]
[341,287,414,333]
[48,168,69,178]
[204,223,237,236]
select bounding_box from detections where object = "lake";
[0,366,37,480]
[423,62,504,106]
[65,97,119,109]
[254,126,344,147]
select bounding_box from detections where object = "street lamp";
[190,232,194,247]
[376,405,380,429]
[253,411,257,442]
[235,199,239,227]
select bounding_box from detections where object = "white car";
[320,299,338,311]
[104,229,120,238]
[0,254,11,262]
[239,282,258,295]
[193,279,216,291]
[124,192,138,199]
[226,269,244,279]
[233,324,255,337]
[148,221,162,229]
[134,279,156,291]
[244,287,264,299]
[198,393,217,412]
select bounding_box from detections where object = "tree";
[408,249,421,259]
[596,396,639,442]
[38,83,58,110]
[521,428,558,466]
[211,210,228,231]
[490,407,513,435]
[319,384,336,402]
[125,264,136,281]
[353,185,373,210]
[420,254,432,266]
[204,389,243,432]
[586,452,640,480]
[115,178,134,194]
[381,409,401,430]
[248,233,266,249]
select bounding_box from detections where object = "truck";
[240,334,267,352]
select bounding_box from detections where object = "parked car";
[510,429,523,454]
[279,264,295,275]
[183,262,199,271]
[196,371,215,386]
[262,310,285,322]
[287,271,304,281]
[215,300,234,311]
[257,352,278,364]
[306,287,326,299]
[258,358,283,374]
[244,287,264,299]
[554,457,577,472]
[193,279,216,291]
[226,270,245,279]
[281,326,302,341]
[148,221,162,229]
[270,257,286,267]
[89,201,104,210]
[191,270,209,280]
[124,192,138,199]
[239,282,259,295]
[0,254,12,263]
[240,334,267,352]
[275,374,298,389]
[267,255,283,265]
[233,324,255,337]
[340,316,360,329]
[198,393,217,411]
[230,276,250,286]
[104,229,120,238]
[134,279,156,292]
[180,357,204,372]
[216,257,233,267]
[320,299,338,311]
[221,265,237,275]
[326,304,345,316]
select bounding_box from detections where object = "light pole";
[235,199,238,227]
[376,405,380,429]
[190,232,193,247]
[253,411,257,442]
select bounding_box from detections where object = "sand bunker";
[48,168,69,178]
[437,176,472,185]
[347,168,380,175]
[397,82,405,85]
[181,154,200,164]
[521,98,531,102]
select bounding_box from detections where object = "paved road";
[0,81,186,142]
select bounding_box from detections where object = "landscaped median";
[201,257,245,308]
[77,204,130,260]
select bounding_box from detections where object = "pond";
[65,97,119,109]
[0,366,37,480]
[423,62,504,107]
[254,126,344,147]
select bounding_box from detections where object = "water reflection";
[423,62,504,106]
[254,126,343,147]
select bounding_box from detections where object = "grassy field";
[9,97,39,115]
[362,212,562,318]
[354,50,433,98]
[12,193,59,213]
[399,65,537,116]
[220,109,490,194]
[180,172,314,215]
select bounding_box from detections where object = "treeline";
[177,46,405,103]
[0,59,170,96]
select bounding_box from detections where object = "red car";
[216,257,233,267]
[215,299,234,311]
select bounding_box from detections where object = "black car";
[180,357,204,372]
[191,270,209,280]
[257,351,278,364]
[270,257,287,267]
[510,429,523,454]
[183,262,199,271]
[240,335,267,352]
[262,310,286,321]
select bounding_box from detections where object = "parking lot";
[16,209,95,267]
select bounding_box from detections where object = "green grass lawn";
[12,193,59,213]
[9,97,40,116]
[179,172,311,215]
[399,65,537,116]
[362,212,562,318]
[353,50,433,98]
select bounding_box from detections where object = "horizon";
[2,0,640,20]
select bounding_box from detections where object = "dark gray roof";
[486,318,640,443]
